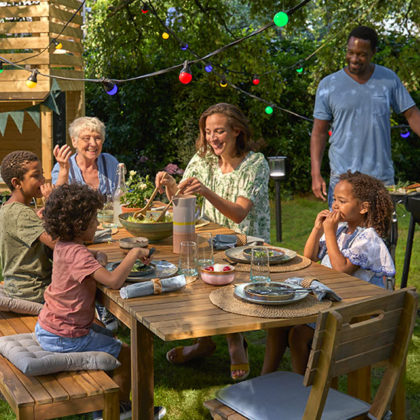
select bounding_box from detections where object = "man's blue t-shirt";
[314,64,415,183]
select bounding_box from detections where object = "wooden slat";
[49,5,83,25]
[50,0,84,11]
[50,22,83,39]
[0,3,49,18]
[0,21,50,34]
[40,105,53,181]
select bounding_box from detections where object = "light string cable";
[12,0,87,65]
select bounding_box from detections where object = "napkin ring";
[152,278,162,294]
[301,276,316,288]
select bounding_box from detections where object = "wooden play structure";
[0,0,85,184]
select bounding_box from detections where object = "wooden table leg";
[348,366,371,401]
[131,319,154,420]
[391,363,406,420]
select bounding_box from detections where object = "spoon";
[133,173,167,218]
[154,184,185,222]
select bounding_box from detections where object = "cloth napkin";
[120,275,186,299]
[93,228,112,243]
[213,234,237,250]
[284,277,342,302]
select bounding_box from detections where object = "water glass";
[101,195,116,228]
[196,233,214,268]
[178,241,198,281]
[250,246,271,283]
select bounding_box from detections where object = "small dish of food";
[200,263,235,286]
[111,260,155,277]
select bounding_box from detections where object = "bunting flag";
[0,78,61,136]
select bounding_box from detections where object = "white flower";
[140,183,147,190]
[129,170,137,176]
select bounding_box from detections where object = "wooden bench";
[0,311,120,419]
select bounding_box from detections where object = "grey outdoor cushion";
[216,371,370,420]
[0,284,43,315]
[0,333,120,376]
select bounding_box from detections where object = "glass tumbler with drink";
[196,232,214,268]
[250,246,271,283]
[178,241,198,283]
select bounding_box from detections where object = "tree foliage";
[84,0,420,193]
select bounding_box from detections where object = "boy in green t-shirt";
[0,151,55,303]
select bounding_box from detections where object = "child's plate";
[225,245,296,265]
[110,260,155,278]
[108,260,178,282]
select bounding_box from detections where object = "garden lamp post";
[268,156,287,242]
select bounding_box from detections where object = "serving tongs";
[133,173,166,219]
[154,185,184,222]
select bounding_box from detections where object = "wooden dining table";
[90,223,397,420]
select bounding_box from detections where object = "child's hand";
[135,247,152,265]
[53,144,72,169]
[314,209,330,229]
[95,251,108,267]
[322,210,342,232]
[41,183,54,199]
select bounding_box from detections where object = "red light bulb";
[179,61,192,84]
[252,76,260,85]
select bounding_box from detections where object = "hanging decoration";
[162,32,170,39]
[179,61,192,84]
[180,42,189,51]
[273,12,289,27]
[142,4,149,14]
[252,75,260,85]
[0,61,3,74]
[205,64,213,73]
[400,130,410,138]
[102,79,118,95]
[26,70,38,88]
[265,106,273,114]
[220,79,228,88]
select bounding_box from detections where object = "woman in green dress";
[156,103,270,381]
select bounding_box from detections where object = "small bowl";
[200,263,235,286]
[119,236,149,249]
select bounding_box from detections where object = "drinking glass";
[178,241,198,281]
[101,195,117,228]
[196,233,214,268]
[250,246,271,283]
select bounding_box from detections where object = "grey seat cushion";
[0,333,120,376]
[0,284,43,315]
[216,371,370,420]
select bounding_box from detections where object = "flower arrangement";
[121,171,155,209]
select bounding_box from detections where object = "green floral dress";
[182,151,270,242]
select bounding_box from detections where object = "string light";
[296,67,303,73]
[179,61,192,84]
[252,75,260,85]
[52,39,63,50]
[273,12,289,27]
[400,130,410,138]
[328,130,332,136]
[0,61,3,74]
[205,64,213,73]
[180,42,189,51]
[142,4,149,14]
[102,79,118,95]
[220,79,228,88]
[162,32,169,40]
[265,106,274,114]
[26,70,38,88]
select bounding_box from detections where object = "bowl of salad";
[119,212,173,241]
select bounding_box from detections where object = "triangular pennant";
[10,111,24,133]
[0,113,9,136]
[26,105,41,127]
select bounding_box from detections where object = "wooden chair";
[204,288,418,420]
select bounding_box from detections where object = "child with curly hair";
[35,183,165,419]
[262,171,396,375]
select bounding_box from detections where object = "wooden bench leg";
[103,389,120,420]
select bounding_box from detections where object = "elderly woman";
[52,117,119,196]
[156,103,270,381]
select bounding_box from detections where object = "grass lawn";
[0,195,419,419]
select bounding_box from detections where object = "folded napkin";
[213,234,237,250]
[284,277,342,302]
[93,228,112,243]
[120,275,186,299]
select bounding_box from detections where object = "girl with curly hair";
[262,171,395,375]
[35,183,158,419]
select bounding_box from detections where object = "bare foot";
[227,333,249,380]
[166,337,216,364]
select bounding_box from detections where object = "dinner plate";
[128,260,178,282]
[225,245,297,265]
[234,282,309,305]
[110,261,155,277]
[242,247,285,263]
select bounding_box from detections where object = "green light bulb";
[265,106,273,115]
[273,12,288,27]
[296,67,303,73]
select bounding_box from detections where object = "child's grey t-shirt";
[0,202,52,303]
[314,64,415,182]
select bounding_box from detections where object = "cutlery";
[133,174,167,218]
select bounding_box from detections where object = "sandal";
[230,338,250,381]
[166,340,216,365]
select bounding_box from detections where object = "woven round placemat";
[230,254,312,273]
[209,286,331,318]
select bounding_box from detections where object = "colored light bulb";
[273,12,288,27]
[179,62,192,84]
[205,64,213,73]
[102,79,118,95]
[180,43,188,51]
[220,80,227,88]
[0,61,3,74]
[162,32,169,39]
[328,130,332,136]
[400,130,410,138]
[26,70,38,88]
[252,76,260,85]
[296,67,303,73]
[265,106,273,114]
[142,4,149,14]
